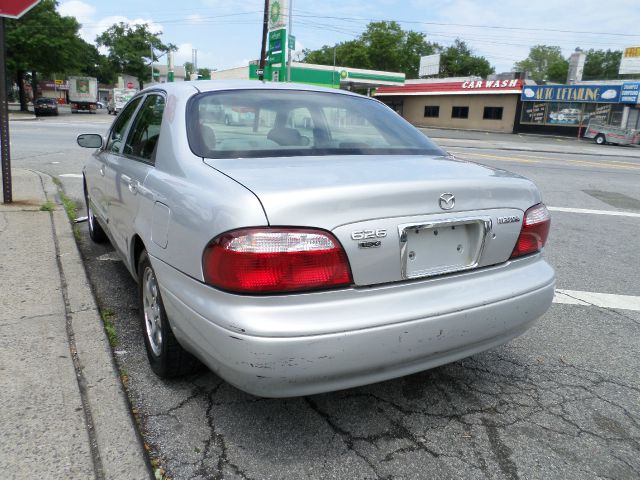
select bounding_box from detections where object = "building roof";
[376,79,524,97]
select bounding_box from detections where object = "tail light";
[510,203,551,258]
[203,228,352,293]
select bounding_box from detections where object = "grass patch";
[57,190,81,241]
[101,308,118,348]
[40,200,55,212]
[120,368,129,386]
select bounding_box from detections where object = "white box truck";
[68,76,98,113]
[107,88,138,115]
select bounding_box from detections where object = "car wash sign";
[521,85,623,103]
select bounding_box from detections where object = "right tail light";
[510,203,551,258]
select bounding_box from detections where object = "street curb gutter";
[40,173,151,480]
[433,140,640,160]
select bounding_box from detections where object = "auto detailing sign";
[521,85,622,103]
[0,0,40,18]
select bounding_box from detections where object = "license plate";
[400,218,489,279]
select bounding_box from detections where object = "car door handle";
[128,179,139,194]
[99,165,105,176]
[119,175,139,194]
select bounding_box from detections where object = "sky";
[57,0,640,74]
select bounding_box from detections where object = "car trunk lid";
[204,154,541,286]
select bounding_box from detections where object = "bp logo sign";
[269,0,287,29]
[340,70,349,80]
[270,1,281,24]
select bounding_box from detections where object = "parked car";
[96,101,105,109]
[77,81,555,398]
[34,97,59,116]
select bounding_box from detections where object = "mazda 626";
[78,81,555,397]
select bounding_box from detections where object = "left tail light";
[203,228,353,294]
[510,203,551,258]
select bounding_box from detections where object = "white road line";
[59,173,83,178]
[554,289,640,311]
[548,206,640,218]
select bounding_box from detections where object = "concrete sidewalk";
[0,169,150,479]
[419,127,640,159]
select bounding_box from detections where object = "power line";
[292,10,640,38]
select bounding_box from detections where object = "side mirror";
[77,133,103,149]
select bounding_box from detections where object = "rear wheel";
[138,250,200,377]
[595,134,606,145]
[84,184,107,243]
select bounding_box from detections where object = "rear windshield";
[37,98,56,104]
[187,89,444,159]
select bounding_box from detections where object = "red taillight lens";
[203,228,353,293]
[510,203,551,258]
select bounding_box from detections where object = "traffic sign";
[127,81,134,89]
[0,0,41,19]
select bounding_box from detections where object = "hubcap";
[142,266,163,356]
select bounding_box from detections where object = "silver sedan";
[77,81,555,397]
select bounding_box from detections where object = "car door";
[107,92,166,261]
[86,96,142,229]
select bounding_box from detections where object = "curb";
[432,139,640,160]
[40,172,152,480]
[8,114,37,121]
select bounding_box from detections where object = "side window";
[106,97,142,153]
[124,94,165,162]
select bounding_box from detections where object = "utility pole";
[150,45,154,85]
[258,0,269,81]
[286,0,293,82]
[0,18,11,203]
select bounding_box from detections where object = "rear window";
[187,89,444,159]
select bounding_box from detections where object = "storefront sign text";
[621,82,640,104]
[521,85,622,103]
[462,79,519,89]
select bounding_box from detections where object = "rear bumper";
[154,254,555,397]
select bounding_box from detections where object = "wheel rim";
[143,266,163,356]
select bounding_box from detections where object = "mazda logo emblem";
[439,193,455,210]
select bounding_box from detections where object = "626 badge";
[351,229,387,249]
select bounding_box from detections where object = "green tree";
[5,0,91,110]
[515,45,568,83]
[302,21,439,79]
[184,62,194,79]
[439,39,494,78]
[97,23,175,89]
[582,49,622,80]
[73,43,118,85]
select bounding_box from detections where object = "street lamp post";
[286,0,293,82]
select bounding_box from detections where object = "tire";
[84,185,108,243]
[138,250,200,377]
[595,134,606,145]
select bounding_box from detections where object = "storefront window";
[483,107,503,120]
[546,102,582,125]
[451,106,469,119]
[521,103,547,124]
[424,106,439,118]
[520,102,625,126]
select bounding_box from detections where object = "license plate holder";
[399,217,490,279]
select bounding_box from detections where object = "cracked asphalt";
[73,143,640,480]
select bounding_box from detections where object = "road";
[8,115,640,479]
